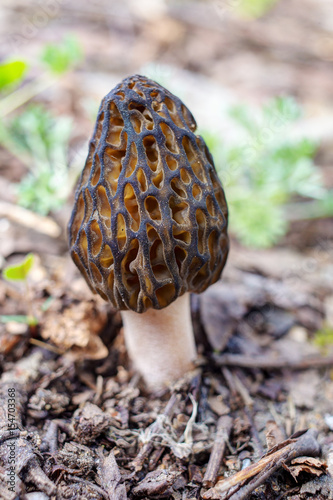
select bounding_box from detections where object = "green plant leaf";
[203,96,331,248]
[0,105,76,215]
[229,194,288,247]
[313,326,333,348]
[41,35,82,74]
[3,253,34,282]
[0,59,28,92]
[0,315,38,326]
[41,296,55,311]
[236,0,278,18]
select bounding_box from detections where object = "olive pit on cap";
[68,75,229,313]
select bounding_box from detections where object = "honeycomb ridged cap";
[68,75,229,312]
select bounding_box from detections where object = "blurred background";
[0,0,332,304]
[0,0,333,256]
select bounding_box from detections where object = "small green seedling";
[0,315,38,326]
[0,105,75,215]
[3,252,34,281]
[235,0,278,18]
[41,35,82,74]
[313,325,333,350]
[2,253,38,327]
[0,35,83,215]
[0,59,28,93]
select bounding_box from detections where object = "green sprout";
[0,105,75,215]
[0,315,38,326]
[313,325,333,349]
[0,59,28,93]
[235,0,278,18]
[41,35,82,74]
[0,35,84,215]
[3,253,34,281]
[1,253,38,326]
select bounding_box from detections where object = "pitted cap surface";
[69,75,229,312]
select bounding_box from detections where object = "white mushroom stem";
[121,293,196,391]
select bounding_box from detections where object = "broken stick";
[203,415,233,488]
[203,428,320,500]
[213,353,333,371]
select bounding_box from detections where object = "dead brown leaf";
[287,456,327,481]
[41,299,108,360]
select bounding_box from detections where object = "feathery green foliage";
[203,97,332,247]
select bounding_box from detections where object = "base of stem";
[121,293,196,391]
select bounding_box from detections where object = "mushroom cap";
[68,75,229,312]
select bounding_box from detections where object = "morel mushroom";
[69,75,229,390]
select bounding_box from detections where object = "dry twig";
[214,353,333,371]
[203,415,233,488]
[203,429,320,500]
